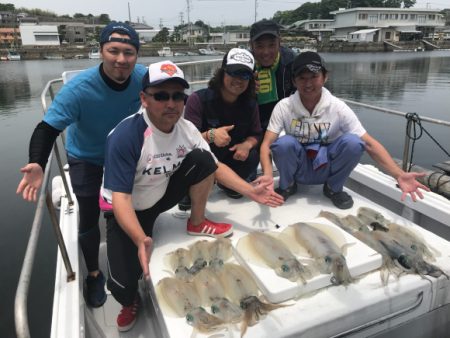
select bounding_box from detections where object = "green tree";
[320,0,348,19]
[402,0,416,8]
[153,27,170,43]
[0,3,15,11]
[98,14,111,24]
[273,0,417,24]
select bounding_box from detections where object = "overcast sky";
[5,0,449,28]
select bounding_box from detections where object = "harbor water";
[1,51,449,337]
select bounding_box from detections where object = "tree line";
[0,2,111,24]
[273,0,417,24]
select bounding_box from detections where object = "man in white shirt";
[260,51,429,209]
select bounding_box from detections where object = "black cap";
[100,21,140,52]
[250,19,280,42]
[292,51,327,76]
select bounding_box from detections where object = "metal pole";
[402,119,412,171]
[15,155,54,338]
[46,193,76,282]
[53,142,74,205]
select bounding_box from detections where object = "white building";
[348,28,380,42]
[330,7,445,42]
[181,25,205,42]
[289,19,334,41]
[20,24,60,46]
[223,30,250,45]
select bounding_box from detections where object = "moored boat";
[158,46,174,57]
[15,60,450,338]
[198,45,225,56]
[88,48,101,59]
[7,50,21,61]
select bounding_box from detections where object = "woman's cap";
[222,48,255,73]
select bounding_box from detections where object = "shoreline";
[2,40,450,60]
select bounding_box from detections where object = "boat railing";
[14,58,223,338]
[14,58,449,338]
[342,98,450,171]
[15,76,76,338]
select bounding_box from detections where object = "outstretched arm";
[17,121,60,202]
[17,163,44,202]
[112,192,153,280]
[362,133,430,201]
[259,130,279,188]
[215,162,284,207]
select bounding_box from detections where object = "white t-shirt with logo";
[267,87,366,144]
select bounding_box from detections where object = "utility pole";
[179,12,184,25]
[187,0,192,46]
[254,0,258,22]
[128,2,131,23]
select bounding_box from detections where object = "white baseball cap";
[142,60,189,89]
[222,48,255,73]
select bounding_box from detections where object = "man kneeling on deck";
[100,60,283,332]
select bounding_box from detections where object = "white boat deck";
[51,164,450,338]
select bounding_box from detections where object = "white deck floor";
[52,166,450,338]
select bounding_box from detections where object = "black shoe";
[275,182,297,201]
[178,195,191,211]
[323,184,353,209]
[84,270,107,308]
[217,183,243,199]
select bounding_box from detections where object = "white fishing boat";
[291,46,318,55]
[158,46,174,57]
[44,55,64,60]
[198,45,225,56]
[88,48,101,59]
[7,50,21,61]
[15,61,450,338]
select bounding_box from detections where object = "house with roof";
[289,19,334,41]
[20,23,60,46]
[0,27,21,47]
[223,29,250,45]
[0,11,14,24]
[180,24,206,42]
[330,7,445,42]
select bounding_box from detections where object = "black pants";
[68,157,103,273]
[105,149,217,306]
[213,146,259,181]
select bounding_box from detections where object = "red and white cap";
[142,60,189,89]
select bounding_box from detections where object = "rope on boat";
[405,112,450,171]
[426,171,450,196]
[404,113,450,197]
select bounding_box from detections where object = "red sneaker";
[187,218,233,238]
[117,296,140,332]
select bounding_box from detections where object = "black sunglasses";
[144,91,186,102]
[225,70,253,80]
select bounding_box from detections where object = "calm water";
[1,51,450,337]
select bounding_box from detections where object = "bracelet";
[209,128,215,144]
[205,130,210,143]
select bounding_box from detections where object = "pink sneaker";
[187,218,233,238]
[117,296,140,332]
